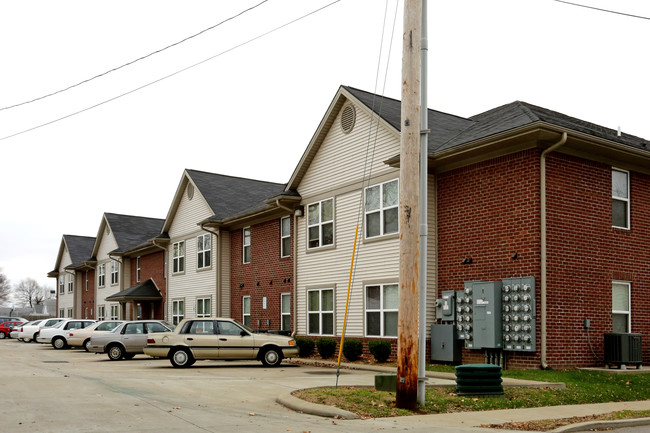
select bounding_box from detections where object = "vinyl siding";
[57,249,74,313]
[95,228,121,313]
[219,231,231,317]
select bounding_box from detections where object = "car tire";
[52,337,67,350]
[83,339,91,352]
[0,332,5,339]
[107,344,124,361]
[23,337,31,343]
[170,348,194,368]
[123,353,135,360]
[261,347,283,367]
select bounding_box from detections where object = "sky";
[1,0,648,295]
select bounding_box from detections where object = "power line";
[0,0,270,112]
[0,0,342,142]
[553,0,650,20]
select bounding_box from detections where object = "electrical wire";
[0,0,270,112]
[0,0,342,142]
[552,0,650,20]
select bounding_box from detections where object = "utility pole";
[396,0,421,411]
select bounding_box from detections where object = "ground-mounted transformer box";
[436,290,457,321]
[457,283,475,348]
[430,324,461,363]
[502,277,536,352]
[471,281,503,349]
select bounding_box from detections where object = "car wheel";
[107,344,124,361]
[123,353,135,360]
[23,337,31,343]
[83,339,91,352]
[52,337,67,350]
[170,348,194,368]
[261,347,283,367]
[0,332,5,339]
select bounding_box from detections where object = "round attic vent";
[340,104,356,134]
[187,183,194,200]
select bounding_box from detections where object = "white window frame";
[364,179,399,239]
[136,256,141,283]
[172,299,184,325]
[243,227,251,264]
[98,264,105,288]
[307,198,334,249]
[110,305,119,320]
[612,281,631,333]
[59,308,65,317]
[280,216,291,258]
[365,283,399,338]
[197,234,211,269]
[196,297,211,317]
[85,272,88,292]
[67,274,74,292]
[97,305,105,321]
[172,241,185,274]
[110,260,119,285]
[67,308,73,318]
[59,277,65,294]
[307,288,334,336]
[612,168,630,229]
[281,293,291,332]
[242,296,251,327]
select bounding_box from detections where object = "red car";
[0,321,25,339]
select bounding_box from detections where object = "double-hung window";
[612,282,631,333]
[243,228,251,264]
[242,296,251,326]
[197,234,211,269]
[365,284,398,337]
[67,274,73,292]
[612,168,630,229]
[280,216,291,258]
[110,260,119,285]
[172,300,184,325]
[365,179,398,238]
[136,257,141,282]
[281,293,291,331]
[196,297,211,317]
[307,288,334,335]
[59,277,65,295]
[172,241,185,273]
[307,198,334,249]
[110,305,119,320]
[97,305,105,321]
[98,264,105,288]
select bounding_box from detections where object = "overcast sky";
[1,0,648,294]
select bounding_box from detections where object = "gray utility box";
[436,290,457,321]
[472,281,503,349]
[502,277,536,352]
[431,324,461,363]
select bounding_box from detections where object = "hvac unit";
[603,333,642,369]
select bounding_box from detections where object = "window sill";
[363,232,399,244]
[306,244,336,254]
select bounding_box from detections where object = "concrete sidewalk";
[280,359,650,432]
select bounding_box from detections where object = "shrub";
[342,339,363,362]
[295,337,315,358]
[316,337,337,359]
[368,340,392,363]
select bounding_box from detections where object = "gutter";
[540,131,567,370]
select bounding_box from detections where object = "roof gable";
[92,213,164,257]
[49,235,96,275]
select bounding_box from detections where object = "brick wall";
[81,269,95,319]
[230,217,294,331]
[127,250,166,320]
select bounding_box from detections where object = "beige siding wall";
[57,249,73,314]
[95,228,121,316]
[219,231,231,317]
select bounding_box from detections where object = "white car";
[66,320,125,351]
[36,319,95,348]
[17,318,66,342]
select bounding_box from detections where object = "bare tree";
[14,278,46,308]
[0,268,11,305]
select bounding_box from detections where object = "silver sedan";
[88,320,174,360]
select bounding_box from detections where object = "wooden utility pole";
[396,0,421,411]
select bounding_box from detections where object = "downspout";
[540,131,567,369]
[200,224,222,316]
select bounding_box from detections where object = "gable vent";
[340,104,356,134]
[187,183,194,200]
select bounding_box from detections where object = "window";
[59,308,65,317]
[197,234,211,269]
[84,307,88,319]
[196,297,211,317]
[218,320,246,336]
[307,288,334,335]
[172,300,184,325]
[243,227,251,263]
[365,284,399,337]
[281,293,291,332]
[242,296,251,327]
[85,272,88,292]
[307,199,334,249]
[59,277,64,295]
[365,179,399,238]
[97,305,105,321]
[172,241,185,273]
[136,257,141,282]
[281,216,291,258]
[612,168,630,229]
[612,282,631,333]
[98,264,105,287]
[124,323,144,334]
[110,305,119,320]
[187,320,215,334]
[66,274,73,292]
[110,260,119,285]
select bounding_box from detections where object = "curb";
[276,391,360,420]
[552,416,650,432]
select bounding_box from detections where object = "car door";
[121,322,146,353]
[216,320,255,360]
[178,320,219,359]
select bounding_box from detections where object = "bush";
[368,340,392,363]
[342,339,363,362]
[295,337,315,358]
[316,337,337,359]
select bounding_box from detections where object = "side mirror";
[240,330,248,337]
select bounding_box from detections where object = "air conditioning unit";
[604,333,642,369]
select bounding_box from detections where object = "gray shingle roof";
[62,235,95,268]
[105,278,161,301]
[104,213,164,253]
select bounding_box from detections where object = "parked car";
[143,318,298,368]
[66,320,125,351]
[0,321,24,339]
[36,319,96,348]
[0,316,27,324]
[18,318,66,343]
[89,320,174,360]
